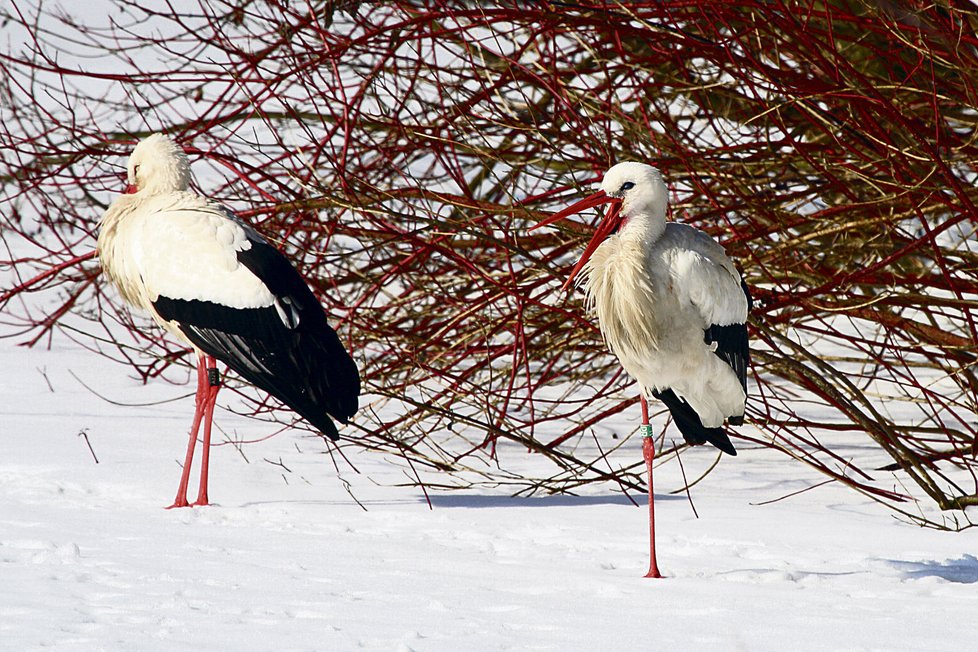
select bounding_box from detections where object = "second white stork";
[535,162,751,577]
[97,134,360,508]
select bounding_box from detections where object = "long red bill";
[532,190,623,291]
[531,189,616,231]
[561,201,622,290]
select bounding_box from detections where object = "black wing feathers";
[704,279,751,426]
[704,323,749,391]
[153,234,359,440]
[652,388,737,456]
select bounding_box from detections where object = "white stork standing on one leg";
[97,133,360,508]
[534,162,751,578]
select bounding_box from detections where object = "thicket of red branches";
[3,0,977,528]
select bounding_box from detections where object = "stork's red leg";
[641,395,662,578]
[167,355,209,509]
[192,356,220,506]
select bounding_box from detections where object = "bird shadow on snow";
[885,554,978,584]
[237,493,682,511]
[425,493,685,509]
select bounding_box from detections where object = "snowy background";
[2,335,976,650]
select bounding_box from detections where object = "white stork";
[97,134,360,508]
[535,162,750,577]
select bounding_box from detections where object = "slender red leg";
[641,395,662,578]
[192,356,220,506]
[167,356,209,509]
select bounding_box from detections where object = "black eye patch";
[619,181,635,192]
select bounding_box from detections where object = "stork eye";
[619,181,635,192]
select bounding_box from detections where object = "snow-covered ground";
[2,337,976,651]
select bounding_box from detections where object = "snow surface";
[1,338,976,651]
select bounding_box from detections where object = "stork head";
[533,162,668,290]
[125,133,192,195]
[599,162,667,218]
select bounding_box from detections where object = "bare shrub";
[2,1,977,528]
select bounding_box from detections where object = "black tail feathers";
[651,388,737,456]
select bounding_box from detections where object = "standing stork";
[534,162,750,577]
[97,134,360,508]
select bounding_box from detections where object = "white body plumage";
[99,191,276,346]
[582,216,748,428]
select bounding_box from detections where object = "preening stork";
[535,162,750,577]
[97,134,360,508]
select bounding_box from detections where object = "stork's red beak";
[533,190,623,291]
